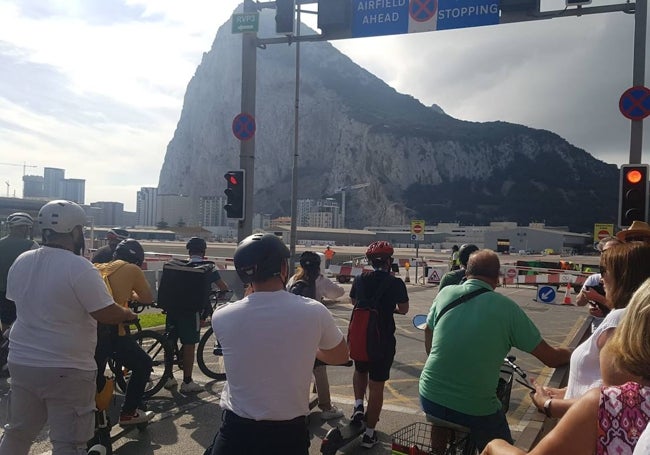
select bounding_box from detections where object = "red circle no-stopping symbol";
[232,113,256,141]
[619,86,650,121]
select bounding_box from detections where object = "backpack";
[347,274,393,362]
[157,259,216,313]
[289,279,316,299]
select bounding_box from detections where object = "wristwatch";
[543,398,553,418]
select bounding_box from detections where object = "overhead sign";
[232,13,259,34]
[593,223,614,243]
[410,219,425,241]
[352,0,500,38]
[619,86,650,121]
[537,285,556,304]
[232,113,256,141]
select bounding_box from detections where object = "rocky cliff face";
[158,8,618,232]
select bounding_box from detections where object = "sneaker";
[119,409,154,426]
[180,380,203,393]
[351,404,365,423]
[164,377,178,390]
[361,432,378,449]
[320,406,344,420]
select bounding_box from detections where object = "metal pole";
[289,5,300,257]
[239,0,257,241]
[341,190,346,229]
[630,0,647,164]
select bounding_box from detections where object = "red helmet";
[366,241,394,259]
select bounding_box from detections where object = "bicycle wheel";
[131,329,172,397]
[197,327,226,380]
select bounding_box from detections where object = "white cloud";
[0,0,647,212]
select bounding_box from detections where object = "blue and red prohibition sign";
[410,0,437,22]
[619,86,650,121]
[232,113,256,141]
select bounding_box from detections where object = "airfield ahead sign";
[352,0,500,38]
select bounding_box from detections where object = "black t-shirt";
[349,271,409,349]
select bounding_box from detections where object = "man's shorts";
[353,348,395,382]
[166,311,200,345]
[0,293,16,326]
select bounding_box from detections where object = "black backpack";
[157,259,216,313]
[289,278,316,299]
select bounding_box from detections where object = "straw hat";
[616,220,650,241]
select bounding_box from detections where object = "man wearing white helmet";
[0,213,39,331]
[0,200,137,455]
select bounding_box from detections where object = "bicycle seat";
[425,414,471,433]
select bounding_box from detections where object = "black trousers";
[206,410,309,455]
[95,328,152,413]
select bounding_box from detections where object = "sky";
[0,0,648,211]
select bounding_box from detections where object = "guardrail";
[514,315,593,450]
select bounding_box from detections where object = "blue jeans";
[420,394,512,451]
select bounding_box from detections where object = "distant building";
[297,198,341,228]
[136,187,158,227]
[22,175,44,198]
[90,201,124,227]
[199,195,227,227]
[156,194,197,227]
[43,167,65,198]
[62,178,85,204]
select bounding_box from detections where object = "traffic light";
[275,0,294,35]
[224,170,245,219]
[317,0,352,37]
[619,164,649,227]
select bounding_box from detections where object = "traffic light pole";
[239,0,257,242]
[630,0,647,165]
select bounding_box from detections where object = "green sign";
[232,13,259,34]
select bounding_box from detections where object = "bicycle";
[386,315,536,455]
[196,289,234,380]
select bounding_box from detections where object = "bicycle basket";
[391,421,475,455]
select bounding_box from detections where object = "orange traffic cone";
[562,283,573,305]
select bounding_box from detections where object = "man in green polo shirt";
[419,249,571,451]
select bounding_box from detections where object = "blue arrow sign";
[537,285,556,304]
[352,0,500,39]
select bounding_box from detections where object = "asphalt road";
[3,276,588,455]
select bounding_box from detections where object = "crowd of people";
[3,199,650,454]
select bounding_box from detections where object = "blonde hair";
[606,278,650,380]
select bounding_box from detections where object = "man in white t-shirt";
[208,234,349,455]
[0,200,136,455]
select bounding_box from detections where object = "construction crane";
[336,182,370,229]
[0,162,38,176]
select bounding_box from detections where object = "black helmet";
[186,237,207,252]
[113,239,145,266]
[299,251,321,270]
[234,233,290,284]
[459,244,479,267]
[107,227,130,241]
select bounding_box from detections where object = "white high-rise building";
[136,187,158,227]
[43,167,65,198]
[62,178,85,204]
[199,196,227,226]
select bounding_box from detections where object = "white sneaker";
[119,408,154,426]
[164,377,178,390]
[180,380,203,393]
[320,406,344,420]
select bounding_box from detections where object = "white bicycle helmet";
[7,212,34,228]
[38,200,87,234]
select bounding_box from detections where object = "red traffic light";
[228,175,239,185]
[626,169,643,184]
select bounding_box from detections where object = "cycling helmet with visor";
[234,233,291,284]
[366,241,394,260]
[458,244,479,267]
[7,212,34,228]
[186,237,207,253]
[114,239,145,266]
[106,228,129,241]
[299,251,321,271]
[38,200,87,234]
